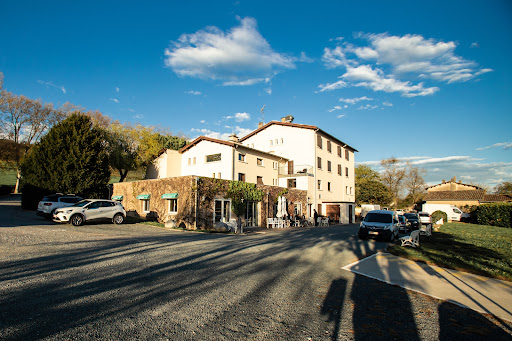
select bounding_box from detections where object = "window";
[238,173,245,182]
[218,172,221,179]
[212,173,215,178]
[188,158,191,165]
[206,153,221,162]
[345,167,349,177]
[214,199,231,223]
[317,157,322,169]
[168,199,177,213]
[338,146,342,157]
[327,161,331,172]
[142,199,150,213]
[275,139,278,145]
[273,179,278,186]
[317,135,322,148]
[238,153,246,162]
[345,149,349,161]
[338,164,342,176]
[257,158,263,166]
[350,187,353,195]
[270,140,273,145]
[327,141,332,153]
[273,162,278,170]
[281,138,284,144]
[318,180,322,190]
[288,179,296,188]
[328,182,331,191]
[193,157,196,165]
[257,176,263,185]
[346,186,349,195]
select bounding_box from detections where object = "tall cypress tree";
[21,114,110,208]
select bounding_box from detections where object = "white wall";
[181,141,234,180]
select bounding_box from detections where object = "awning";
[161,193,178,199]
[111,195,123,200]
[137,194,150,200]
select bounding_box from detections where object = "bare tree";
[404,165,426,204]
[0,76,64,192]
[380,157,406,206]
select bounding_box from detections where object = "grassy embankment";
[388,222,512,281]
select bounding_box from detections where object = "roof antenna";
[261,105,266,123]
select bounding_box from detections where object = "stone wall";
[113,176,308,229]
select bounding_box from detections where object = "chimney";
[281,115,294,123]
[228,134,239,143]
[452,176,457,182]
[258,122,264,128]
[442,180,446,184]
[459,180,462,184]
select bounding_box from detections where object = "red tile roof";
[481,194,512,202]
[423,190,485,201]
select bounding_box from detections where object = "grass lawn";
[388,222,512,281]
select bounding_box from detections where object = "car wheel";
[71,214,83,226]
[389,231,396,243]
[113,213,124,225]
[358,234,367,240]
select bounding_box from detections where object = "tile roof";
[238,121,358,152]
[423,190,485,201]
[481,194,512,202]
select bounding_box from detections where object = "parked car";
[398,214,410,232]
[418,211,432,227]
[53,199,126,226]
[403,212,421,230]
[358,210,400,242]
[37,193,83,218]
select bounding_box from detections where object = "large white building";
[146,116,357,223]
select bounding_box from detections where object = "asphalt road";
[1,195,511,340]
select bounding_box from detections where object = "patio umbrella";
[276,196,282,218]
[281,196,288,217]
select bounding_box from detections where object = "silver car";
[37,194,83,218]
[53,199,126,226]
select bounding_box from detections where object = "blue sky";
[1,0,511,189]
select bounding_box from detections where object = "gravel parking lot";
[1,195,511,340]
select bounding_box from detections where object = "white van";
[358,210,400,242]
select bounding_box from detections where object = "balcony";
[278,164,313,177]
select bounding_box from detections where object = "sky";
[1,0,511,189]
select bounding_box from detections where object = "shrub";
[431,210,448,224]
[475,203,512,228]
[0,185,14,196]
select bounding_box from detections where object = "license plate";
[368,231,379,235]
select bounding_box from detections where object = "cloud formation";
[225,112,250,122]
[164,17,295,85]
[476,142,512,150]
[37,80,66,94]
[319,33,491,96]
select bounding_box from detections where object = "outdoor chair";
[420,224,432,236]
[400,230,420,248]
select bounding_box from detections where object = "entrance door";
[247,201,259,226]
[326,205,340,223]
[349,205,353,223]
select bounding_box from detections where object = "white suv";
[53,199,126,226]
[418,212,432,227]
[37,194,83,218]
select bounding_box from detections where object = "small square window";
[257,176,263,185]
[168,199,177,213]
[327,141,332,153]
[318,180,322,190]
[238,173,245,182]
[345,150,349,161]
[317,135,322,149]
[142,200,150,213]
[317,157,322,169]
[239,153,246,162]
[288,179,296,188]
[338,164,342,176]
[257,158,263,166]
[327,161,331,172]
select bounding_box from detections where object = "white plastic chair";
[400,230,420,248]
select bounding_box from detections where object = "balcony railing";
[278,164,313,177]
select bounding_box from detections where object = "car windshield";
[404,213,418,219]
[74,200,91,207]
[364,213,392,223]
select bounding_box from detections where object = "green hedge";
[431,210,448,224]
[475,203,512,228]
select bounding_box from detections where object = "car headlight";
[63,210,73,214]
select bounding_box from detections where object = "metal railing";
[278,164,313,177]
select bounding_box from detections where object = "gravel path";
[1,195,511,340]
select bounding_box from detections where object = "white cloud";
[328,105,342,112]
[337,114,345,118]
[338,96,373,104]
[164,17,295,85]
[476,142,512,150]
[299,52,314,63]
[357,155,512,188]
[109,98,119,103]
[191,125,253,140]
[186,90,202,95]
[382,101,393,106]
[264,87,272,95]
[225,112,250,122]
[37,80,66,94]
[470,42,479,48]
[319,33,491,97]
[116,87,120,93]
[357,104,378,110]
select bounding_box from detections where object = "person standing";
[313,209,318,226]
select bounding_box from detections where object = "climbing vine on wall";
[226,181,264,217]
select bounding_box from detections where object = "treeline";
[0,72,188,199]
